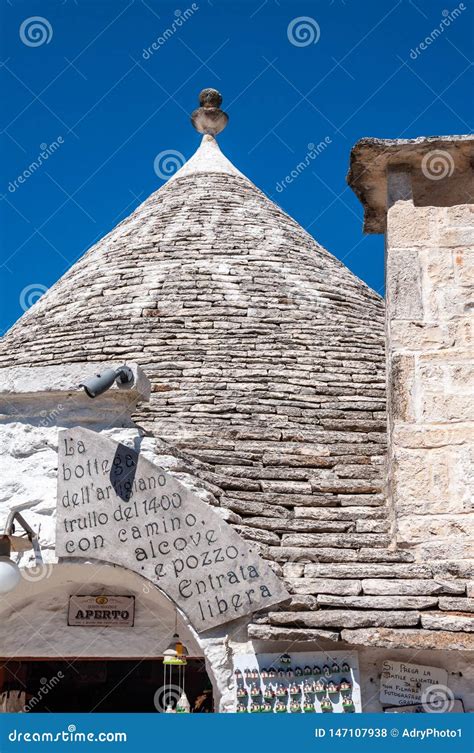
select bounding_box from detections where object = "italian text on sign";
[68,595,135,627]
[56,428,289,632]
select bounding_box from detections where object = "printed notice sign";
[68,595,135,627]
[380,660,448,706]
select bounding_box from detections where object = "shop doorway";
[0,659,214,713]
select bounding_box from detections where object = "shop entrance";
[0,659,214,713]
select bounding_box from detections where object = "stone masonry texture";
[1,135,472,644]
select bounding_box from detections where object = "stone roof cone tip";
[190,88,228,136]
[170,89,245,182]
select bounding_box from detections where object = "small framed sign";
[380,660,448,706]
[68,595,135,627]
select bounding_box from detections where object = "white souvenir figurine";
[342,697,355,713]
[176,691,191,713]
[314,679,326,694]
[275,683,287,699]
[249,683,260,698]
[320,697,333,713]
[339,679,352,694]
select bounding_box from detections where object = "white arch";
[0,562,244,711]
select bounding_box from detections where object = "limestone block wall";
[386,171,473,560]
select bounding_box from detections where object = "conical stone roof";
[1,117,392,637]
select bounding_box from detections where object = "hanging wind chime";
[162,611,190,713]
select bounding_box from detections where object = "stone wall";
[386,169,473,561]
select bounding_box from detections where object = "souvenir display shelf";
[233,651,361,713]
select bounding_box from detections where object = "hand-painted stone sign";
[56,428,289,632]
[380,660,449,707]
[68,595,135,627]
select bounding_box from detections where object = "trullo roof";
[2,96,413,643]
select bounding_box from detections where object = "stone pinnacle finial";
[191,88,229,136]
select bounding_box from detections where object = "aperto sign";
[68,595,135,627]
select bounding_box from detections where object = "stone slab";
[421,613,474,632]
[247,623,339,643]
[361,579,466,596]
[341,628,474,651]
[316,595,438,610]
[56,427,289,633]
[347,135,474,233]
[438,597,474,612]
[286,578,362,596]
[305,564,432,579]
[0,363,150,401]
[268,610,420,629]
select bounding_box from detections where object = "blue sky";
[1,0,472,333]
